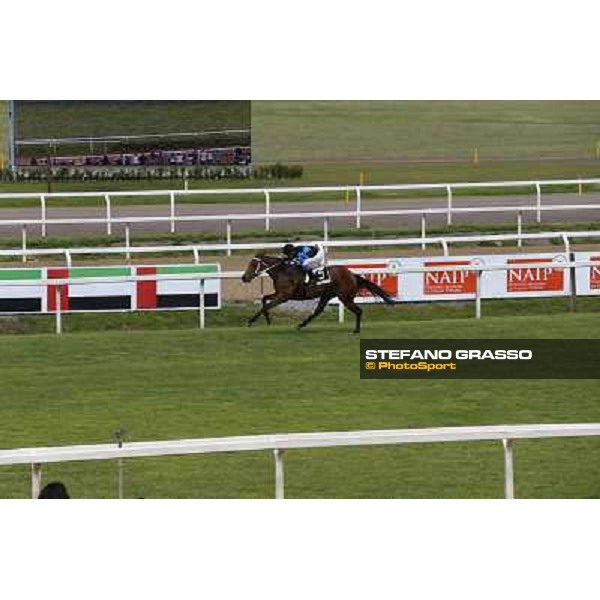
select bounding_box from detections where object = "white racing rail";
[0,259,596,333]
[2,423,599,499]
[3,229,600,265]
[0,177,599,241]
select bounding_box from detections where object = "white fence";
[3,229,600,265]
[2,423,599,499]
[1,259,597,333]
[0,177,599,242]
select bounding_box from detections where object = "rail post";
[535,182,542,223]
[338,302,345,323]
[170,191,176,233]
[517,211,523,248]
[323,217,329,242]
[104,194,112,235]
[502,439,515,499]
[226,220,232,256]
[568,250,577,313]
[446,185,453,226]
[40,194,47,237]
[273,448,285,499]
[21,225,27,263]
[31,463,42,499]
[264,190,271,231]
[114,429,125,499]
[192,247,200,264]
[421,213,426,251]
[125,224,131,260]
[355,186,362,229]
[441,239,449,256]
[55,284,63,335]
[199,278,205,329]
[475,269,482,319]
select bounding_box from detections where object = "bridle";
[247,255,284,279]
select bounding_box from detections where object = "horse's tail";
[355,275,396,305]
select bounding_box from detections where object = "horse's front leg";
[261,293,277,325]
[247,294,286,327]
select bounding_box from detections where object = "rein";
[251,256,285,278]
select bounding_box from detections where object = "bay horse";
[241,252,395,333]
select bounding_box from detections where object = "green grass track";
[0,306,599,498]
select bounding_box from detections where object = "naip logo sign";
[424,260,476,295]
[507,257,564,293]
[590,256,600,290]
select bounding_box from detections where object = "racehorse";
[241,252,395,333]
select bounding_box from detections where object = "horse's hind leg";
[297,294,334,330]
[340,296,362,334]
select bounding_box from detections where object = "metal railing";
[0,177,599,241]
[2,423,599,499]
[3,229,600,265]
[0,259,596,333]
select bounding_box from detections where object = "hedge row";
[0,163,303,182]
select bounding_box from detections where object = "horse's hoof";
[247,320,254,327]
[297,324,305,330]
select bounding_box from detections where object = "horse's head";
[241,252,274,283]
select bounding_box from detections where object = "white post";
[125,224,131,260]
[562,233,571,256]
[355,186,362,229]
[475,270,482,319]
[117,459,124,499]
[338,302,345,323]
[517,211,523,248]
[446,185,453,226]
[40,194,47,237]
[31,463,42,499]
[503,439,515,499]
[193,248,200,264]
[264,190,270,231]
[421,213,426,251]
[199,278,205,329]
[535,182,541,224]
[273,449,285,500]
[226,220,232,257]
[55,284,62,335]
[104,194,112,236]
[21,225,27,263]
[323,217,329,242]
[170,191,176,233]
[441,239,449,256]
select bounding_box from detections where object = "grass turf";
[1,305,599,499]
[252,100,600,163]
[15,100,250,140]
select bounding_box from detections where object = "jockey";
[282,243,326,282]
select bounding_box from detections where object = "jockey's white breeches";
[303,245,325,270]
